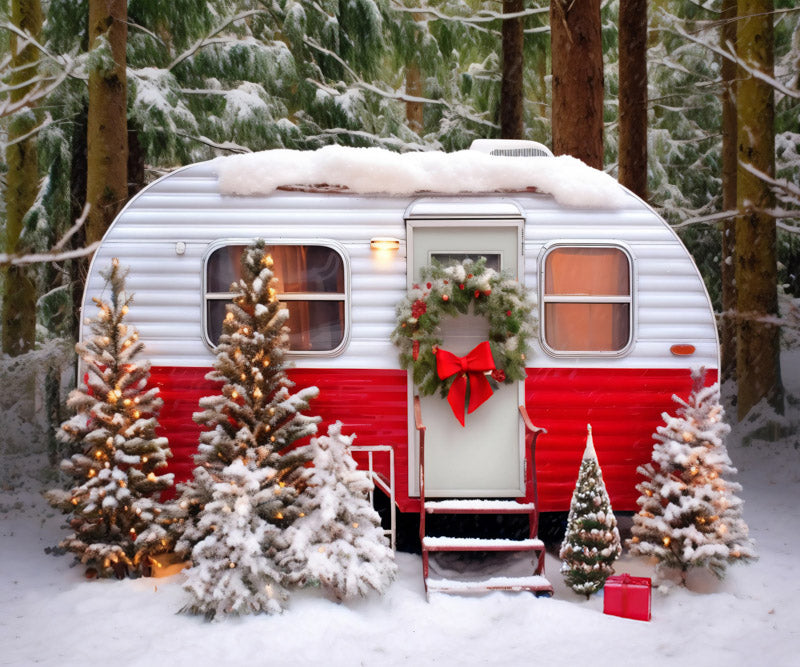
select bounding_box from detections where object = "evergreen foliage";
[46,259,173,577]
[391,257,534,399]
[628,369,757,580]
[181,455,288,619]
[559,425,621,597]
[174,239,320,616]
[280,422,397,601]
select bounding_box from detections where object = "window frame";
[538,241,635,357]
[201,238,351,357]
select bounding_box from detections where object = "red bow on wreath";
[435,341,496,426]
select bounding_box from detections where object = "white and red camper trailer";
[81,141,718,546]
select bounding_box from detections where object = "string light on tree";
[46,258,173,578]
[559,425,622,597]
[174,239,320,618]
[628,368,757,582]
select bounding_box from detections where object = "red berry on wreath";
[426,282,432,289]
[474,290,480,298]
[506,310,512,316]
[459,284,464,290]
[411,299,427,319]
[442,294,449,301]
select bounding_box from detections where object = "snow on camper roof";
[216,145,631,209]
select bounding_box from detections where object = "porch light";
[370,237,401,253]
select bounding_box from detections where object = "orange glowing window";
[542,246,632,353]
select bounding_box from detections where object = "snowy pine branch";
[0,22,85,118]
[390,2,548,24]
[174,131,252,154]
[168,10,268,70]
[659,17,799,100]
[314,127,437,152]
[0,205,99,267]
[303,37,498,131]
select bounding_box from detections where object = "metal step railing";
[351,444,396,550]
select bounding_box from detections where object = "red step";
[426,575,554,596]
[424,499,536,514]
[422,536,545,552]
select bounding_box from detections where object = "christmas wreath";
[391,258,535,425]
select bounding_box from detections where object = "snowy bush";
[280,422,397,601]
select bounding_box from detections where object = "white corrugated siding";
[523,207,719,369]
[83,161,718,371]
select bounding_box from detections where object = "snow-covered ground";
[2,355,799,667]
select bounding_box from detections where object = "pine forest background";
[1,1,799,467]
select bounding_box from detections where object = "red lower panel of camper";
[149,366,716,513]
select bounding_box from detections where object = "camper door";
[407,218,526,498]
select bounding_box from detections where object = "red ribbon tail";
[467,373,494,415]
[447,374,467,427]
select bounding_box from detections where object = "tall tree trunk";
[2,0,43,356]
[86,0,128,245]
[734,0,782,419]
[501,0,524,139]
[405,63,424,135]
[550,0,604,168]
[720,0,738,382]
[617,0,648,199]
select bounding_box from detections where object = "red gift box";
[603,574,651,621]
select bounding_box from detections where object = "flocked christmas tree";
[559,425,622,597]
[47,259,173,578]
[279,422,397,601]
[181,455,289,618]
[174,239,320,617]
[628,369,757,581]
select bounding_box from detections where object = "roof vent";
[470,139,554,158]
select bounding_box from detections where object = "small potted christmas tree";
[47,259,173,578]
[559,425,621,597]
[628,369,756,582]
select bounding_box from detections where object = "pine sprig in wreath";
[391,258,536,398]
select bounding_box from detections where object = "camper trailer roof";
[216,145,632,209]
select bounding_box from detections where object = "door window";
[430,252,502,272]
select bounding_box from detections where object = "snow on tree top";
[216,145,631,209]
[582,424,597,461]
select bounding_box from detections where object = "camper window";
[204,244,346,352]
[542,246,631,353]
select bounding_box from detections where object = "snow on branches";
[280,422,397,601]
[173,240,320,616]
[628,369,757,581]
[559,425,621,597]
[175,241,395,616]
[46,259,173,578]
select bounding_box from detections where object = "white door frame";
[405,217,526,498]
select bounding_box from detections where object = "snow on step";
[422,536,544,551]
[426,575,553,594]
[424,499,536,513]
